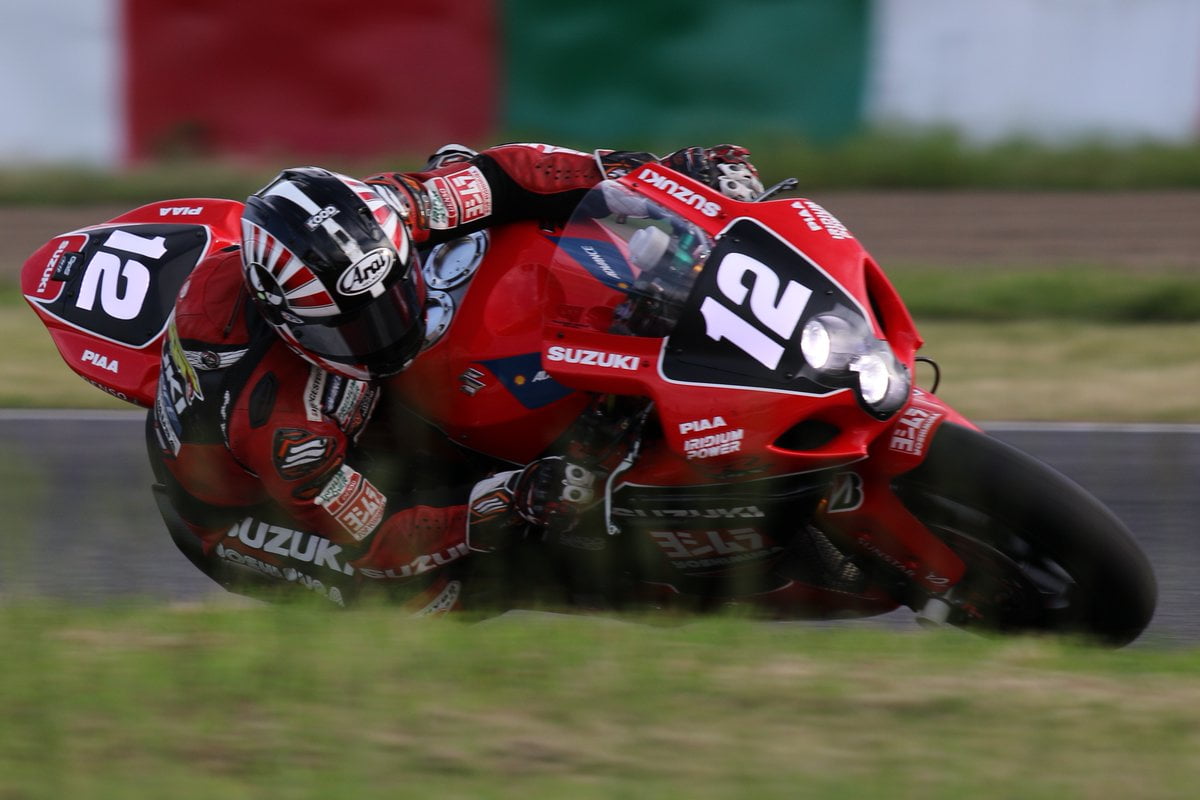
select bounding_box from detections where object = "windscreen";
[547,181,880,399]
[546,180,714,339]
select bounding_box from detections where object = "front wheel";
[892,423,1157,647]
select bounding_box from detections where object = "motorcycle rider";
[148,142,764,610]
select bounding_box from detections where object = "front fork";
[812,388,977,617]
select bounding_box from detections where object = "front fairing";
[541,176,921,484]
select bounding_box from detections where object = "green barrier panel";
[502,0,870,148]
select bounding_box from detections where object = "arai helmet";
[241,167,425,380]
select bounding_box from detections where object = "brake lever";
[602,402,653,536]
[755,178,800,202]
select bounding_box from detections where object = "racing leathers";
[149,143,614,610]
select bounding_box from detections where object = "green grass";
[0,161,280,207]
[892,267,1200,323]
[1,289,131,410]
[915,319,1200,422]
[759,129,1200,190]
[4,131,1200,206]
[1,604,1198,800]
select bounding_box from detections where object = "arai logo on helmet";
[337,248,395,295]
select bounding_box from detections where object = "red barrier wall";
[123,1,498,163]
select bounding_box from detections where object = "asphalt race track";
[1,411,1196,648]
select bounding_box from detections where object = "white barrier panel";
[868,0,1200,142]
[3,1,1200,164]
[2,0,122,164]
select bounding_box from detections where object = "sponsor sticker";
[447,166,492,223]
[425,179,454,229]
[888,406,943,457]
[636,167,722,217]
[423,166,492,230]
[305,204,340,230]
[545,345,640,371]
[683,429,744,460]
[649,527,783,572]
[827,472,865,513]
[303,367,326,422]
[612,505,766,520]
[50,250,84,282]
[679,416,727,434]
[477,353,573,409]
[790,200,853,240]
[314,464,387,541]
[158,206,204,217]
[36,238,73,294]
[322,377,378,438]
[214,540,347,606]
[273,428,335,480]
[557,237,635,290]
[81,349,119,374]
[357,543,471,580]
[223,517,355,575]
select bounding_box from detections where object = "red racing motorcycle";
[22,165,1157,645]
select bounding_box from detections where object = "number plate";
[663,219,862,394]
[33,223,209,348]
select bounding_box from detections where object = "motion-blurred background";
[4,0,1199,166]
[3,11,1200,791]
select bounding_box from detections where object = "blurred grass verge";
[889,268,1200,422]
[4,130,1200,206]
[891,268,1200,323]
[1,604,1198,799]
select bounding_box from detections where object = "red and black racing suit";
[148,143,609,610]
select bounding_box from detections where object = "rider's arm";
[364,142,764,246]
[365,143,605,244]
[226,355,597,576]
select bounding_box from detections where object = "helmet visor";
[288,275,425,377]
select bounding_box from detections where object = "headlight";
[800,311,911,418]
[800,315,857,371]
[851,353,890,405]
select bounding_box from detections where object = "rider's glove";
[466,457,600,553]
[511,456,598,530]
[596,149,657,180]
[364,172,433,243]
[422,143,478,170]
[659,144,764,201]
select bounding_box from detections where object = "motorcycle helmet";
[241,167,426,381]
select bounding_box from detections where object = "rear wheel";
[893,423,1157,646]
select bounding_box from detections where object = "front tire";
[893,423,1157,646]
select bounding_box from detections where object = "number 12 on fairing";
[74,229,167,321]
[698,252,813,370]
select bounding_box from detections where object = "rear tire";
[893,423,1157,647]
